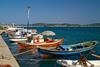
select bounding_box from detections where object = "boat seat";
[39,38,44,42]
[76,45,83,49]
[68,48,73,51]
[44,38,54,43]
[75,49,81,52]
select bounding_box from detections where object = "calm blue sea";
[2,27,100,67]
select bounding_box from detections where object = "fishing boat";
[6,25,24,35]
[9,29,37,43]
[17,38,64,49]
[9,35,27,43]
[9,29,28,43]
[57,59,100,67]
[9,37,27,42]
[38,41,97,56]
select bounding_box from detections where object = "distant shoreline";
[18,26,100,28]
[1,23,100,28]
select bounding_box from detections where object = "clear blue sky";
[0,0,100,24]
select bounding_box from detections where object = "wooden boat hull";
[38,47,93,56]
[17,38,64,49]
[17,43,37,49]
[38,41,97,56]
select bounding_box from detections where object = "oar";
[91,54,100,58]
[89,50,100,58]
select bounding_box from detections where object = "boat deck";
[57,60,100,67]
[0,34,20,67]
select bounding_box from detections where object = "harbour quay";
[0,30,20,67]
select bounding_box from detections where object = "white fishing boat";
[57,60,100,67]
[7,27,23,31]
[57,55,100,67]
[9,37,27,42]
[9,29,27,42]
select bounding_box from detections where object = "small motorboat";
[9,37,27,42]
[57,55,100,67]
[57,59,100,67]
[38,41,97,56]
[6,27,24,35]
[17,38,64,49]
[9,29,36,43]
[9,34,27,43]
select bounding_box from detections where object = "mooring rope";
[13,49,34,56]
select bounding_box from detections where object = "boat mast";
[27,6,31,32]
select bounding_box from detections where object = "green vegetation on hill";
[31,23,100,27]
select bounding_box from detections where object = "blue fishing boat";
[38,41,97,56]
